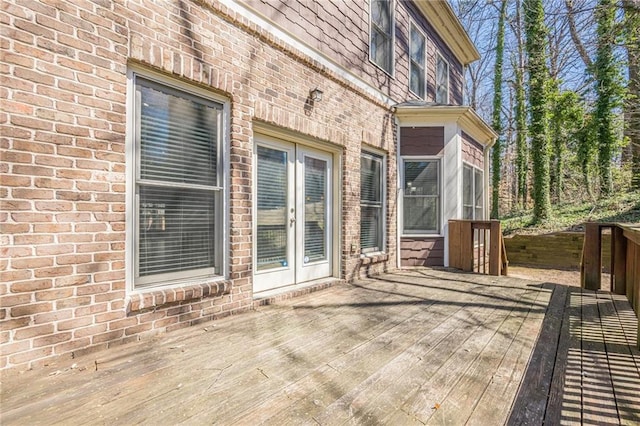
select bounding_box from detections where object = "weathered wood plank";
[465,286,553,426]
[600,291,640,425]
[506,283,566,425]
[544,286,579,425]
[433,287,548,425]
[580,290,620,424]
[2,270,639,426]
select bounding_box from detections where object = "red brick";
[35,288,74,301]
[34,177,74,189]
[0,269,32,283]
[10,279,53,293]
[11,256,54,270]
[0,317,31,331]
[11,302,53,318]
[33,309,72,324]
[55,296,91,309]
[1,340,32,356]
[11,187,54,199]
[9,347,53,365]
[53,337,91,355]
[35,244,74,256]
[34,265,73,278]
[13,324,55,340]
[33,332,72,347]
[74,323,109,339]
[57,317,93,331]
[13,234,54,245]
[91,329,124,344]
[1,199,32,210]
[54,275,90,287]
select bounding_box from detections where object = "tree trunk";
[524,0,551,221]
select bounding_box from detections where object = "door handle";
[290,217,296,225]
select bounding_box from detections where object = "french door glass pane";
[304,157,327,263]
[256,146,289,271]
[138,186,215,277]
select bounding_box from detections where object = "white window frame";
[435,53,450,104]
[400,157,442,236]
[360,151,386,254]
[462,163,484,220]
[125,66,229,291]
[409,22,426,99]
[369,0,395,76]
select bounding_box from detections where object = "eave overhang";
[394,103,498,148]
[413,1,480,66]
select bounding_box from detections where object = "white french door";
[254,137,333,294]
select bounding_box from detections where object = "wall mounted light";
[309,88,323,103]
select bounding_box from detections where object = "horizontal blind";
[361,155,382,204]
[138,186,215,277]
[404,161,438,196]
[256,146,288,270]
[304,157,326,263]
[139,79,219,187]
[361,205,381,251]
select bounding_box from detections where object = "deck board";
[1,269,638,425]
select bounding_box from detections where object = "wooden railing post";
[461,221,473,272]
[612,226,627,295]
[582,222,602,291]
[489,220,501,276]
[448,220,462,270]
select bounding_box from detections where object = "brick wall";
[1,0,398,370]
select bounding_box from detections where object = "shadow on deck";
[1,269,638,425]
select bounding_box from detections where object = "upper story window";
[403,159,440,234]
[361,152,385,253]
[370,0,394,74]
[436,53,449,104]
[463,164,484,220]
[131,75,225,288]
[409,23,426,98]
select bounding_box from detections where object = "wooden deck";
[1,269,639,425]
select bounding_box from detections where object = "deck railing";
[581,222,640,348]
[448,220,508,276]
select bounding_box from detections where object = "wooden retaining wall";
[504,232,611,271]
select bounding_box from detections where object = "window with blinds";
[134,76,223,288]
[436,54,449,104]
[409,23,426,99]
[403,160,440,234]
[463,163,484,220]
[361,153,384,253]
[370,0,393,74]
